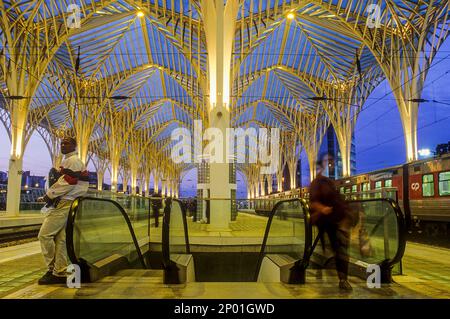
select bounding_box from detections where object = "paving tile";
[1,217,449,299]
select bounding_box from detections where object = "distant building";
[0,171,7,184]
[296,158,302,188]
[21,171,46,189]
[319,127,356,179]
[89,171,98,189]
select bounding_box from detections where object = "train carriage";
[336,154,450,234]
[254,153,450,235]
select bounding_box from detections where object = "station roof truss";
[0,0,449,178]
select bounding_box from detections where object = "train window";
[339,187,344,194]
[422,174,434,197]
[352,185,357,193]
[385,179,392,187]
[375,181,382,189]
[362,182,370,192]
[438,171,450,196]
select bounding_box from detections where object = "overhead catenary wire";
[358,114,450,155]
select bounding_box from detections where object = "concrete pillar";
[167,180,172,197]
[6,156,23,216]
[259,178,266,196]
[400,101,419,162]
[267,174,273,194]
[289,161,297,189]
[172,180,177,198]
[254,182,260,198]
[161,179,166,197]
[153,171,159,194]
[335,129,353,178]
[201,0,239,231]
[141,177,147,196]
[175,181,180,198]
[6,100,27,216]
[97,169,104,191]
[110,162,119,192]
[306,152,317,182]
[122,173,129,194]
[168,180,172,197]
[276,168,283,192]
[77,138,89,165]
[130,170,138,195]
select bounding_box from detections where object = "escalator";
[309,198,406,283]
[255,199,312,284]
[66,195,406,286]
[66,196,153,282]
[163,197,406,284]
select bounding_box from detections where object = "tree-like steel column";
[283,132,300,189]
[121,162,130,194]
[91,154,109,191]
[0,0,113,214]
[201,0,239,231]
[152,169,159,194]
[297,109,329,182]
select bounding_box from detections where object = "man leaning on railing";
[36,137,89,285]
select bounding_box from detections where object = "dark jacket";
[309,174,348,226]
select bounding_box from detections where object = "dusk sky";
[1,41,450,199]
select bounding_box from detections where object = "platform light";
[286,12,296,20]
[137,11,145,18]
[418,148,432,158]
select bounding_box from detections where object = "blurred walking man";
[309,153,353,291]
[37,137,89,285]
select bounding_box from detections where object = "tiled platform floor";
[1,239,449,299]
[0,251,46,297]
[1,269,435,299]
[1,211,449,299]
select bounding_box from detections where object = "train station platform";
[0,214,44,245]
[0,213,43,228]
[0,195,447,300]
[0,240,449,299]
[0,194,449,300]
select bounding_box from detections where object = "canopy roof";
[0,0,448,177]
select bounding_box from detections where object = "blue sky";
[1,40,450,198]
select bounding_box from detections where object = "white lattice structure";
[0,1,448,225]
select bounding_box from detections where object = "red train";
[335,153,450,236]
[256,153,450,236]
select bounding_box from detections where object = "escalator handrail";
[346,197,407,268]
[66,196,147,269]
[254,198,312,281]
[161,198,191,270]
